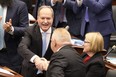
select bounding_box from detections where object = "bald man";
[46,28,86,77]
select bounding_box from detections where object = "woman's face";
[83,39,91,53]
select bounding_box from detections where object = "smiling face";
[37,6,54,32]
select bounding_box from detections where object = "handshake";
[34,57,49,72]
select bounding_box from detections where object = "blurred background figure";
[20,0,32,13]
[0,0,29,73]
[74,0,116,50]
[81,32,106,77]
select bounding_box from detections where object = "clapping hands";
[3,19,12,32]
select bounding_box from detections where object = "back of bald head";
[52,28,71,44]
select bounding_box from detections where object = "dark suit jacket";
[20,0,32,13]
[0,0,28,73]
[46,45,86,77]
[81,52,106,77]
[18,23,53,77]
[72,0,116,36]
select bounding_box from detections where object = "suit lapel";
[34,25,43,57]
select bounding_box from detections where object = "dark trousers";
[103,34,111,50]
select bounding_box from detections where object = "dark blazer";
[33,0,81,37]
[46,45,86,77]
[81,52,106,77]
[18,23,53,77]
[0,0,28,73]
[20,0,32,13]
[72,0,116,36]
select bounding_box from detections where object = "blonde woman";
[82,32,106,77]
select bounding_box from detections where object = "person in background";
[82,32,106,77]
[18,5,54,77]
[74,0,116,50]
[20,0,32,14]
[0,0,28,73]
[76,0,116,50]
[46,28,86,77]
[33,0,47,20]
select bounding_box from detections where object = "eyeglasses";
[84,41,90,43]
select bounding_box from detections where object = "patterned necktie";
[0,6,4,50]
[42,32,47,56]
[85,7,89,22]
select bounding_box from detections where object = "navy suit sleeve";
[13,1,29,36]
[83,0,112,14]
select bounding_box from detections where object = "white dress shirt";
[30,27,52,63]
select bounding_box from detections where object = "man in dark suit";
[46,28,86,77]
[0,0,28,73]
[18,5,54,77]
[73,0,116,50]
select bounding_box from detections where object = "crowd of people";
[0,0,116,77]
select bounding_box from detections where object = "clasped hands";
[34,57,49,71]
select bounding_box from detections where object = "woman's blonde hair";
[85,32,104,52]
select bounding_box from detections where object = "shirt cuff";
[62,0,66,5]
[30,55,39,63]
[8,26,14,35]
[51,0,55,6]
[76,0,83,7]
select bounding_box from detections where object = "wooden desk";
[104,60,116,70]
[0,66,23,77]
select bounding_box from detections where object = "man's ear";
[52,38,57,46]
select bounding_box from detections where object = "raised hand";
[3,19,12,32]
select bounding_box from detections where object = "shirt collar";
[40,27,52,34]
